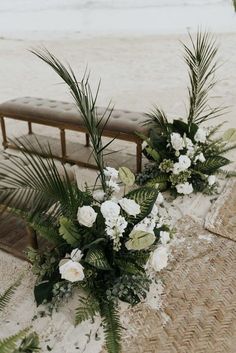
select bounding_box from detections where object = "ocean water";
[0,0,234,38]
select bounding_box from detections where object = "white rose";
[176,182,193,195]
[93,190,106,202]
[70,248,83,262]
[173,155,191,174]
[119,198,141,217]
[160,231,170,245]
[194,152,206,163]
[59,259,85,282]
[208,175,216,186]
[170,133,184,151]
[156,192,164,204]
[172,162,182,175]
[77,206,97,227]
[104,167,119,180]
[150,246,169,272]
[194,127,207,143]
[101,200,120,220]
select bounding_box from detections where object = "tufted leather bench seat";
[0,97,148,172]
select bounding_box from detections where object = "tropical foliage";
[137,32,236,196]
[0,279,40,353]
[0,51,171,353]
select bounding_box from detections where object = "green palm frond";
[144,106,169,135]
[184,31,224,126]
[30,48,113,192]
[0,279,21,313]
[0,329,29,353]
[207,121,226,138]
[100,300,122,353]
[75,295,99,325]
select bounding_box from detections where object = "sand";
[0,31,236,352]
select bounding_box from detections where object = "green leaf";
[125,187,159,223]
[125,230,155,250]
[223,128,236,142]
[145,147,160,162]
[197,156,231,174]
[119,167,135,186]
[145,174,168,191]
[34,280,54,306]
[59,216,81,246]
[173,119,188,135]
[0,279,21,312]
[0,328,30,353]
[17,332,41,352]
[75,296,99,325]
[85,248,111,270]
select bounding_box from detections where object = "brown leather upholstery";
[0,97,148,135]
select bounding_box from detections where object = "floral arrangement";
[0,50,171,353]
[137,32,236,196]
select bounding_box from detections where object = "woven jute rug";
[101,215,236,353]
[205,179,236,241]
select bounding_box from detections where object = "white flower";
[119,198,141,217]
[106,179,120,193]
[93,190,106,202]
[104,167,119,180]
[134,217,156,234]
[194,152,206,163]
[185,137,194,150]
[170,133,184,151]
[59,259,85,282]
[173,155,191,174]
[150,246,169,272]
[208,175,216,186]
[176,182,193,195]
[70,248,83,262]
[101,200,120,220]
[77,206,97,227]
[160,231,170,245]
[105,215,128,251]
[156,192,164,204]
[194,127,207,143]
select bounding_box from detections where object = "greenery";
[0,279,40,353]
[137,32,236,196]
[0,51,171,353]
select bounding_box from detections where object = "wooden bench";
[0,97,148,172]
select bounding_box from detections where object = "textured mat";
[101,216,236,353]
[205,179,236,242]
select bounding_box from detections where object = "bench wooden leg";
[0,116,8,149]
[85,133,90,147]
[26,226,38,249]
[60,128,67,160]
[28,122,33,134]
[136,140,143,173]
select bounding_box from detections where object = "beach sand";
[0,31,236,352]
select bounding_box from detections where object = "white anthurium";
[176,182,193,195]
[77,206,97,228]
[59,259,85,282]
[194,127,207,143]
[208,175,216,186]
[170,132,184,151]
[149,246,169,272]
[119,198,141,217]
[101,200,121,220]
[194,152,206,163]
[70,248,83,262]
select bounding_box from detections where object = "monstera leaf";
[125,187,159,224]
[125,230,155,251]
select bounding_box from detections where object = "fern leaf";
[59,216,81,246]
[125,187,159,224]
[0,328,29,353]
[100,300,122,353]
[85,248,111,270]
[75,296,100,325]
[197,156,231,174]
[0,280,21,313]
[16,332,41,352]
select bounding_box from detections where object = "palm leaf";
[30,48,113,192]
[143,106,169,135]
[0,329,29,353]
[184,31,224,126]
[0,280,21,312]
[100,300,122,353]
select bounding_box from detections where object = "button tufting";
[112,114,120,119]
